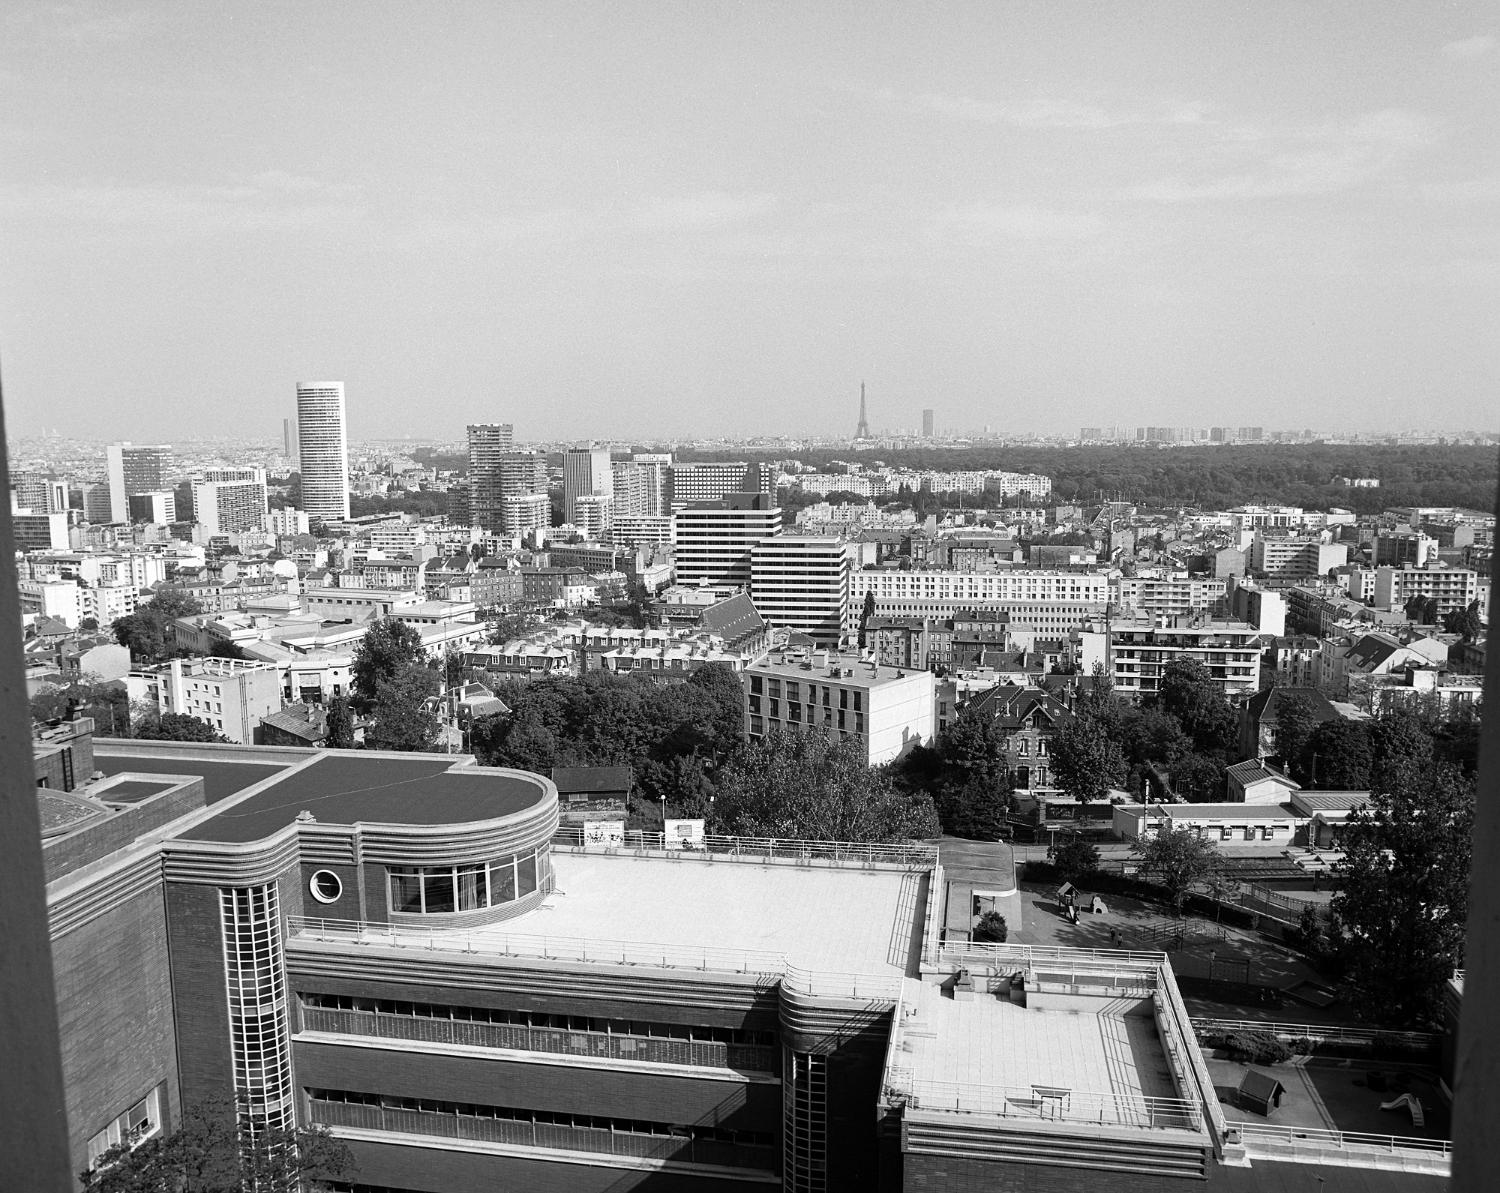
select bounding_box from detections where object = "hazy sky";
[2,3,1496,441]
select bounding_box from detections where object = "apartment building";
[671,494,783,588]
[1106,616,1263,699]
[743,650,933,764]
[748,536,853,648]
[667,460,772,510]
[1371,565,1478,616]
[124,656,283,743]
[1249,535,1348,579]
[1112,574,1228,618]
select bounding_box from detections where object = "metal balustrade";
[551,827,936,869]
[932,941,1168,969]
[899,1080,1203,1131]
[287,916,901,1001]
[1191,1016,1439,1050]
[1232,1121,1451,1158]
[310,1098,777,1171]
[300,1005,777,1073]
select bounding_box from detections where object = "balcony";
[299,1004,776,1073]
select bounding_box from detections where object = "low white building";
[126,656,283,743]
[743,649,934,765]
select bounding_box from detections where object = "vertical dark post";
[1453,451,1500,1191]
[0,363,74,1188]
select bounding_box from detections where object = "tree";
[1133,826,1218,913]
[363,666,440,752]
[1332,760,1474,1026]
[1304,718,1373,789]
[1271,692,1318,781]
[1170,751,1225,801]
[82,1096,354,1192]
[1049,715,1126,802]
[935,774,1012,840]
[1368,709,1435,774]
[711,729,940,842]
[936,704,1007,785]
[1441,600,1483,642]
[325,696,355,749]
[132,713,230,743]
[1048,833,1100,886]
[1157,659,1236,753]
[973,911,1008,943]
[685,662,747,750]
[857,590,877,648]
[350,618,426,710]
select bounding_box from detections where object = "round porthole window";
[309,870,343,904]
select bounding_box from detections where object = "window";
[88,1086,163,1169]
[308,870,342,904]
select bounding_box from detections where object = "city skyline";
[2,5,1496,442]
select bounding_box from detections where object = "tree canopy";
[132,713,230,744]
[1049,714,1126,802]
[1332,759,1474,1026]
[81,1097,354,1193]
[711,729,939,842]
[1133,826,1218,913]
[363,666,441,752]
[112,587,205,664]
[350,618,426,710]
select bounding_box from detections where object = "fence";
[287,915,786,980]
[287,916,902,1002]
[300,1004,777,1073]
[1233,1122,1450,1160]
[310,1097,776,1171]
[551,828,936,868]
[899,1081,1203,1132]
[1191,1017,1439,1052]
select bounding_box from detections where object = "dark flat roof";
[176,754,547,843]
[100,779,177,804]
[95,754,293,805]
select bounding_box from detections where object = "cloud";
[1441,35,1495,59]
[924,203,1106,244]
[1420,173,1500,203]
[842,82,1208,132]
[1127,109,1434,202]
[631,191,779,231]
[0,173,367,235]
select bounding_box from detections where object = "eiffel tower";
[854,381,870,439]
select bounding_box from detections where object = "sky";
[1,2,1496,442]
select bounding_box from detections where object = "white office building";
[296,382,350,521]
[563,446,613,526]
[672,495,783,589]
[750,536,854,648]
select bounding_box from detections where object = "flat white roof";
[902,980,1176,1102]
[490,851,926,980]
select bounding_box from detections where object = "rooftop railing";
[929,940,1168,970]
[551,827,937,869]
[1232,1122,1450,1161]
[1191,1017,1439,1051]
[895,1080,1204,1133]
[286,916,900,1002]
[288,915,784,979]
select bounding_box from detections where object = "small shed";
[1236,1069,1286,1116]
[1055,881,1078,906]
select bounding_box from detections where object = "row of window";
[749,676,864,710]
[308,1089,773,1148]
[87,1086,163,1169]
[300,992,776,1047]
[387,847,549,915]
